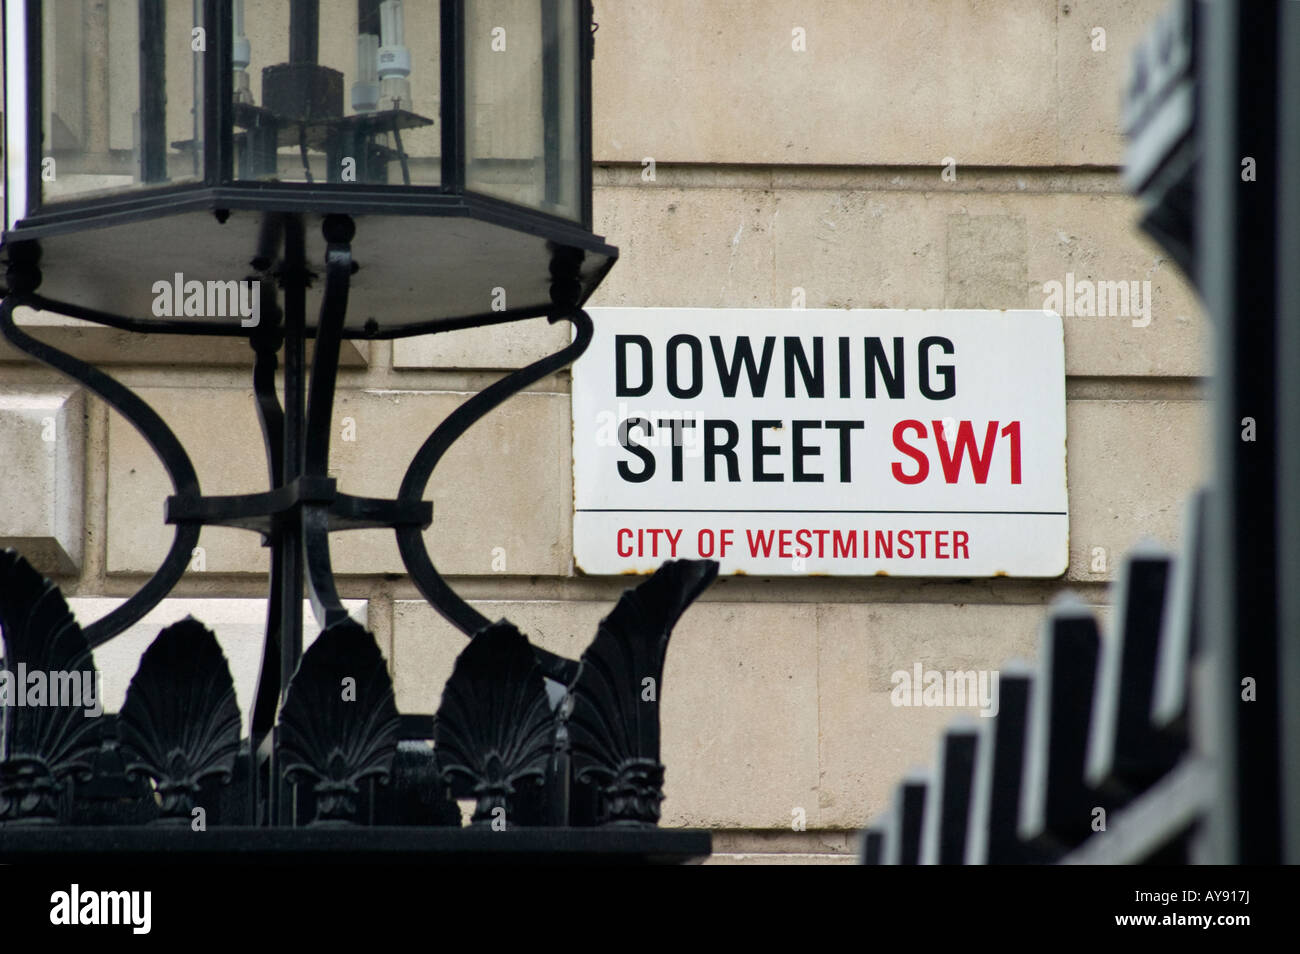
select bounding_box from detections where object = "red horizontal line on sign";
[577,509,1068,516]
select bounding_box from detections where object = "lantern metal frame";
[1,0,614,338]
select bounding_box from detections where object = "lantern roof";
[1,0,612,335]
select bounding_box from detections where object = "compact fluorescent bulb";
[232,0,253,104]
[353,34,381,113]
[378,0,412,110]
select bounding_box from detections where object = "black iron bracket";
[394,255,593,686]
[1,230,597,689]
[166,479,431,537]
[0,247,201,650]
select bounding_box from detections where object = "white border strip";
[4,1,30,229]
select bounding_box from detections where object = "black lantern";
[0,1,715,862]
[2,0,612,332]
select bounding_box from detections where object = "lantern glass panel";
[233,1,440,187]
[464,0,581,221]
[39,0,205,205]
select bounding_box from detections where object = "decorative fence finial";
[117,617,241,824]
[434,622,555,828]
[567,558,719,826]
[278,619,400,825]
[0,550,100,824]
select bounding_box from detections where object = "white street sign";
[572,308,1067,577]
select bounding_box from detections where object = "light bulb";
[378,0,411,111]
[233,0,253,105]
[353,34,381,113]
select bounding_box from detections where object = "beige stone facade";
[0,1,1206,863]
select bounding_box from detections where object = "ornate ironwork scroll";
[394,307,593,687]
[0,280,202,650]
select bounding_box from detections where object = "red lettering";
[617,528,633,557]
[935,530,949,558]
[666,528,682,557]
[892,420,929,484]
[795,529,813,558]
[874,530,892,558]
[954,530,970,559]
[898,529,914,558]
[748,529,776,557]
[832,530,856,558]
[933,420,999,484]
[697,528,714,557]
[1001,421,1022,483]
[778,530,793,559]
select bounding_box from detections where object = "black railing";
[860,491,1211,864]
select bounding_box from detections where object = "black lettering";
[792,420,823,482]
[615,335,652,397]
[666,334,703,398]
[704,420,741,482]
[710,336,775,398]
[784,337,824,398]
[919,336,956,400]
[752,420,783,482]
[657,418,697,482]
[865,337,905,398]
[617,417,655,482]
[838,337,851,398]
[824,420,865,481]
